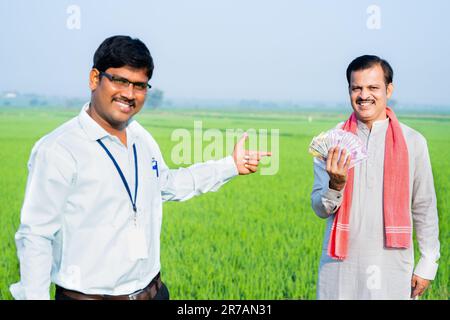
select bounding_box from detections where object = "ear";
[386,83,394,99]
[89,69,100,91]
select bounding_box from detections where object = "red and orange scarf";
[328,107,412,260]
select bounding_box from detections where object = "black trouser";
[55,282,170,300]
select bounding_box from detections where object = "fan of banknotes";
[308,128,368,168]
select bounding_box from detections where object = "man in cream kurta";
[311,55,440,300]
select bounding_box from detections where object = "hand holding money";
[326,146,351,191]
[308,129,367,168]
[308,128,368,191]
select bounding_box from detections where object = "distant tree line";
[144,88,164,109]
[0,88,165,109]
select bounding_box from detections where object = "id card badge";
[127,225,149,261]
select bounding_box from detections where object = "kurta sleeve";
[411,136,440,280]
[311,158,344,219]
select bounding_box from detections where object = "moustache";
[112,97,136,107]
[356,99,375,104]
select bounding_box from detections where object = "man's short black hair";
[346,55,393,86]
[93,35,154,79]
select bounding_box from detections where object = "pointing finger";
[257,151,272,158]
[247,150,272,160]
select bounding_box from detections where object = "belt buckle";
[128,289,144,300]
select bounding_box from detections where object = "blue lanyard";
[97,139,138,213]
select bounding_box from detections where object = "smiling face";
[349,64,393,129]
[88,66,148,132]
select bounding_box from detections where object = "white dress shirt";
[10,103,238,300]
[311,119,440,299]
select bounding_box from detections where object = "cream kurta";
[311,118,440,300]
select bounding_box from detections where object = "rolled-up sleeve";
[411,138,440,280]
[311,158,344,218]
[10,142,75,300]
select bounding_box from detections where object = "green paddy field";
[0,107,448,299]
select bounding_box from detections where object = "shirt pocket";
[138,150,162,210]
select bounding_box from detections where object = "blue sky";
[0,0,449,106]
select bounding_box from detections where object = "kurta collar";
[357,117,389,136]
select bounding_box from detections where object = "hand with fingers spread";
[326,146,352,191]
[232,132,272,175]
[411,274,430,299]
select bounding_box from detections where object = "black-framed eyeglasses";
[99,71,151,92]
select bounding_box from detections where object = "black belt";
[56,272,162,300]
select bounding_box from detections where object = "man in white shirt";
[311,55,440,299]
[10,35,270,300]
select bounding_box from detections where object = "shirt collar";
[78,102,110,141]
[78,102,140,142]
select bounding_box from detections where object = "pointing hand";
[232,132,272,175]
